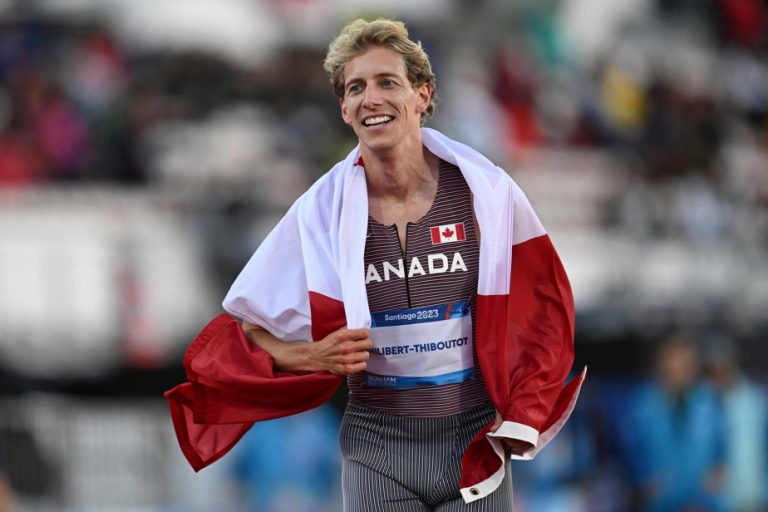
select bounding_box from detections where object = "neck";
[362,136,436,200]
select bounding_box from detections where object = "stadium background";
[0,0,767,510]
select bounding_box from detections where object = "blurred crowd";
[0,20,137,184]
[1,1,766,246]
[0,10,345,190]
[1,0,768,511]
[437,0,768,255]
[500,328,768,512]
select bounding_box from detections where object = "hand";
[243,322,372,375]
[309,326,373,375]
[490,411,535,457]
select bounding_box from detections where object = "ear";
[415,82,432,114]
[340,96,353,125]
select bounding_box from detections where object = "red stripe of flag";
[455,223,465,241]
[430,226,441,244]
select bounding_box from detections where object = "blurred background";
[0,0,767,510]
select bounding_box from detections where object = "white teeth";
[363,115,393,126]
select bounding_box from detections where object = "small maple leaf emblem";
[430,223,465,244]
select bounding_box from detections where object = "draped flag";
[165,127,586,503]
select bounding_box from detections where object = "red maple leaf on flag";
[442,227,454,238]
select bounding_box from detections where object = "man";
[704,336,768,512]
[166,18,584,510]
[624,334,725,512]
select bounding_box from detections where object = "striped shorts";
[340,400,513,511]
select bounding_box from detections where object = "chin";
[357,132,397,152]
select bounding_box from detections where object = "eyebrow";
[344,72,401,88]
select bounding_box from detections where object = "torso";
[348,159,491,416]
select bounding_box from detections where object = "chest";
[363,164,479,312]
[368,199,433,248]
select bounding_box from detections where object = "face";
[340,47,431,154]
[657,341,699,394]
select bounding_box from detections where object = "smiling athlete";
[166,18,585,511]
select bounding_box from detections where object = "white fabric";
[223,128,545,337]
[221,127,557,503]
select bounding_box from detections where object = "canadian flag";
[430,223,466,244]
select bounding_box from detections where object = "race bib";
[365,301,474,388]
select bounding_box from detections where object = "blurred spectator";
[0,118,45,185]
[717,0,767,49]
[492,35,544,153]
[622,333,725,512]
[226,405,342,512]
[674,174,733,243]
[27,83,90,181]
[704,335,768,512]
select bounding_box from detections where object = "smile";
[363,115,394,127]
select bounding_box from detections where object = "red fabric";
[458,422,503,486]
[478,233,574,429]
[166,235,578,492]
[165,293,346,471]
[430,226,441,244]
[455,222,466,240]
[461,233,575,488]
[308,291,347,343]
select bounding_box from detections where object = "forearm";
[242,321,372,376]
[242,322,317,373]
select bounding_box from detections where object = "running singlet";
[348,160,491,417]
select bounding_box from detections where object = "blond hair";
[324,18,437,123]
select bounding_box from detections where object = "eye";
[347,83,362,95]
[381,79,395,88]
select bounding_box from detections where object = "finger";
[343,361,367,374]
[350,337,373,350]
[490,411,503,431]
[332,360,367,376]
[336,327,370,341]
[342,349,370,364]
[338,340,372,357]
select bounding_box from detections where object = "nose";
[362,85,383,109]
